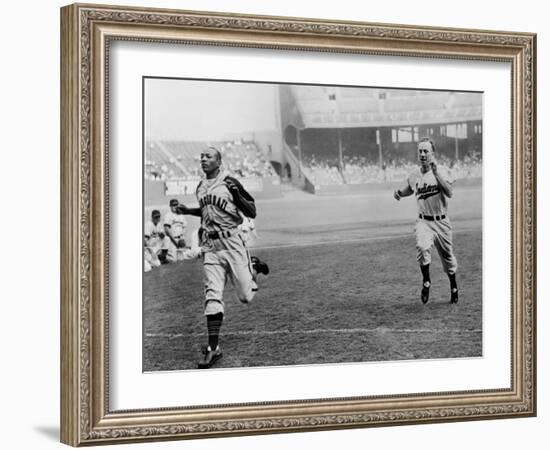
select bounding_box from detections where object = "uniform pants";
[144,246,161,267]
[166,236,184,262]
[415,218,457,275]
[202,235,257,315]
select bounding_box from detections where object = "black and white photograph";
[142,78,483,371]
[54,1,540,446]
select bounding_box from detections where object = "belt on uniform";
[207,229,237,240]
[419,214,446,221]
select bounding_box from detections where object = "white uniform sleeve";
[163,212,174,228]
[144,221,153,237]
[179,228,201,260]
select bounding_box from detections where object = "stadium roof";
[290,86,482,129]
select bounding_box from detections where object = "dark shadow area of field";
[143,228,482,371]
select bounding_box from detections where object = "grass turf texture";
[143,228,482,371]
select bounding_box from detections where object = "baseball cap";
[169,199,179,206]
[152,209,161,217]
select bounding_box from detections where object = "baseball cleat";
[421,281,430,304]
[198,346,222,369]
[450,288,459,304]
[251,256,269,276]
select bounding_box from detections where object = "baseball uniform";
[237,213,257,244]
[163,210,187,262]
[144,219,164,268]
[181,147,270,369]
[144,258,152,273]
[196,170,257,315]
[406,166,457,274]
[179,227,203,261]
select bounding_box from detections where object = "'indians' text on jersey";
[407,167,454,216]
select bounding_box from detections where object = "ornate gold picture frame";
[60,3,536,446]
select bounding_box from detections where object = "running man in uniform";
[393,138,459,305]
[176,146,269,369]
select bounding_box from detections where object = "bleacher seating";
[145,140,275,181]
[145,142,182,181]
[301,153,482,186]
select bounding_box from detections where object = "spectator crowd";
[302,152,482,186]
[145,140,276,182]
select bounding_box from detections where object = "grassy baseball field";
[143,185,482,371]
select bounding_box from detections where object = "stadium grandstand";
[280,85,482,191]
[144,139,279,204]
[145,140,276,181]
[145,83,482,202]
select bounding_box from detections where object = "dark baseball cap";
[169,199,179,206]
[152,209,161,217]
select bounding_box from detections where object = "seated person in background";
[178,226,203,261]
[144,209,165,269]
[163,199,188,262]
